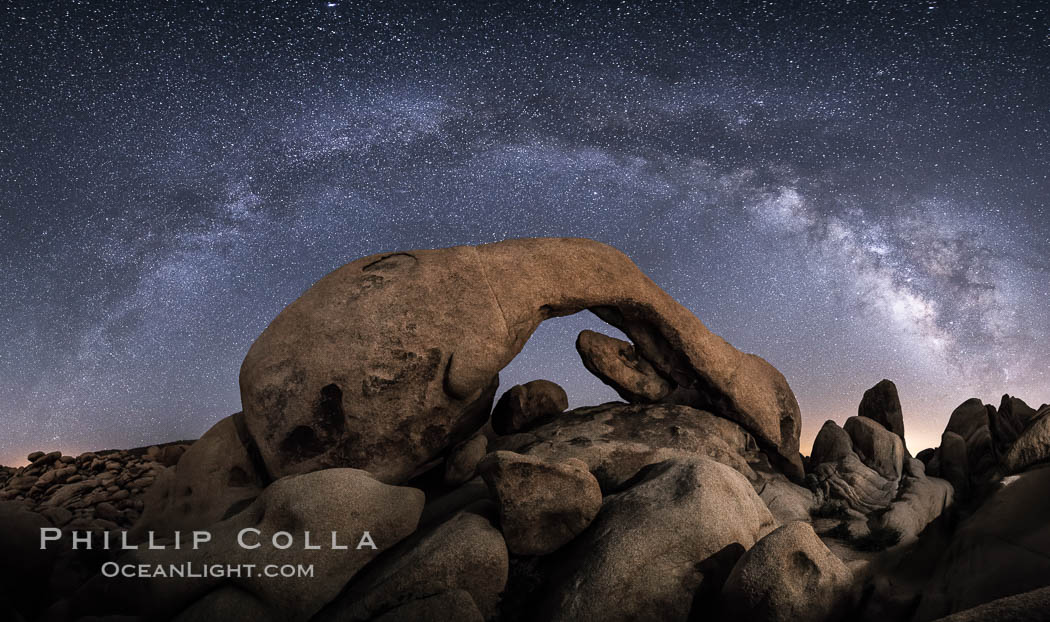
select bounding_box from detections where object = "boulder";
[810,420,853,467]
[858,379,907,449]
[477,451,602,555]
[943,399,996,486]
[575,329,671,402]
[843,416,904,482]
[914,466,1050,620]
[936,431,969,498]
[238,238,804,483]
[720,521,852,622]
[315,507,507,621]
[128,413,266,540]
[491,379,568,435]
[757,474,816,524]
[492,402,760,490]
[443,433,488,486]
[1002,407,1050,474]
[539,457,777,622]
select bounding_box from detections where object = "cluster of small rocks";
[0,444,187,532]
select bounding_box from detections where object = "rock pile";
[1,238,1048,622]
[0,443,188,532]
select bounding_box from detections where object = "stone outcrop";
[810,452,898,515]
[239,238,804,483]
[19,236,1050,622]
[490,379,568,435]
[807,417,905,516]
[721,521,853,622]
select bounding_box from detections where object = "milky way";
[1,1,1047,464]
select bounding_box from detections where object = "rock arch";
[239,237,804,483]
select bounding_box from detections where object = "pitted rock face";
[239,238,804,482]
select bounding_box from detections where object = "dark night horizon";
[1,1,1047,466]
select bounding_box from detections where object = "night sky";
[2,1,1048,465]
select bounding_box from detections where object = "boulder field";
[1,238,1048,621]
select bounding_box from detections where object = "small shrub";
[822,521,853,540]
[852,525,902,551]
[810,499,851,520]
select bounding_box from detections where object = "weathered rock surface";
[721,521,852,622]
[478,451,602,555]
[575,329,672,402]
[239,238,804,483]
[539,457,777,622]
[844,416,904,482]
[492,402,761,490]
[914,466,1050,620]
[316,506,507,621]
[859,379,907,449]
[130,413,265,540]
[490,379,568,435]
[1001,406,1050,474]
[809,452,898,515]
